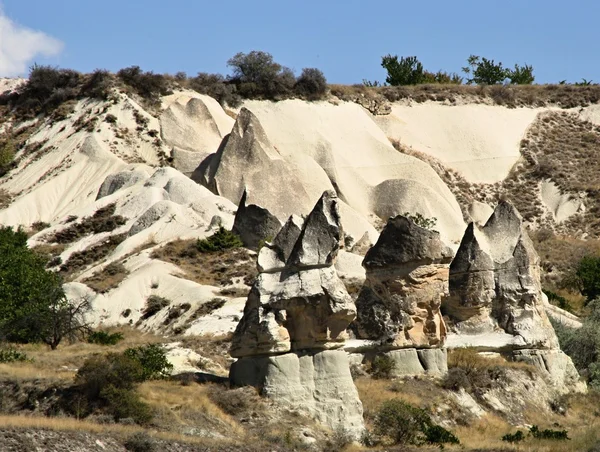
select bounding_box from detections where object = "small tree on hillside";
[576,255,600,304]
[381,55,424,86]
[508,63,535,85]
[462,55,508,85]
[294,68,328,99]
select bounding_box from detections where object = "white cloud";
[0,10,64,77]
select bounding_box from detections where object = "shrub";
[117,66,171,103]
[124,344,173,380]
[88,331,124,345]
[208,385,260,416]
[101,385,153,424]
[124,432,157,452]
[80,69,114,100]
[370,355,394,379]
[294,68,328,100]
[462,55,508,85]
[374,399,459,446]
[508,64,535,85]
[104,113,117,124]
[0,347,28,363]
[196,227,243,252]
[381,55,424,86]
[576,255,600,303]
[529,425,569,440]
[188,72,241,107]
[403,212,437,231]
[227,50,295,100]
[441,348,507,394]
[142,295,170,319]
[0,136,15,174]
[502,430,525,443]
[544,289,573,312]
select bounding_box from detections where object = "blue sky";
[1,0,599,84]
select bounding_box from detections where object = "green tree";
[462,55,509,85]
[381,55,424,86]
[0,226,89,348]
[508,63,535,84]
[124,344,173,380]
[576,255,600,303]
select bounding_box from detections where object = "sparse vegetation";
[196,227,243,253]
[369,355,394,379]
[49,204,127,244]
[123,344,173,380]
[141,295,170,320]
[88,331,124,346]
[403,211,438,231]
[82,262,129,293]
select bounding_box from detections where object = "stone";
[512,349,585,393]
[354,215,451,348]
[230,350,364,438]
[446,201,559,349]
[232,190,282,251]
[231,191,355,358]
[96,169,147,199]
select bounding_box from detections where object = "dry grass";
[59,233,127,279]
[151,239,257,288]
[176,333,232,372]
[138,380,241,432]
[82,261,129,293]
[331,83,600,109]
[447,348,535,373]
[0,188,13,209]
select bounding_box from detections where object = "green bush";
[196,227,243,252]
[462,55,508,85]
[508,64,535,85]
[381,55,424,86]
[374,399,459,446]
[124,344,173,380]
[544,289,573,312]
[529,425,569,440]
[576,255,600,303]
[0,347,29,363]
[101,385,153,424]
[294,68,328,100]
[403,212,437,231]
[87,331,124,346]
[124,432,157,452]
[502,430,525,443]
[370,355,394,379]
[0,137,15,175]
[117,66,172,103]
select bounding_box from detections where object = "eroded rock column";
[229,191,364,436]
[353,215,452,376]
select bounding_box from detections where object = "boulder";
[354,215,451,348]
[513,349,585,393]
[232,190,282,250]
[96,169,148,199]
[446,201,559,349]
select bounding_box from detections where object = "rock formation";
[446,201,583,391]
[230,191,364,436]
[352,215,452,375]
[231,190,282,251]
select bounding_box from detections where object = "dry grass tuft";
[151,239,257,288]
[82,261,129,293]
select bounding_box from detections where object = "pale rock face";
[354,215,452,348]
[230,350,364,437]
[231,191,355,357]
[230,191,364,436]
[447,201,559,349]
[232,190,282,251]
[513,349,585,394]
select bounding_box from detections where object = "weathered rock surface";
[96,168,149,199]
[446,201,559,349]
[230,350,364,435]
[230,191,364,436]
[231,191,355,357]
[513,349,585,393]
[354,215,452,349]
[232,190,282,250]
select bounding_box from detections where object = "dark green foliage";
[294,68,328,100]
[529,425,569,440]
[196,227,243,253]
[544,289,573,312]
[0,226,89,348]
[403,212,437,231]
[509,64,535,85]
[0,347,29,363]
[227,50,295,100]
[552,300,600,387]
[370,355,394,379]
[188,72,241,107]
[381,55,424,86]
[87,331,124,346]
[463,55,508,85]
[374,399,459,446]
[80,69,114,100]
[142,295,170,319]
[576,255,600,303]
[74,352,152,424]
[50,203,126,244]
[117,66,172,103]
[124,344,173,380]
[502,430,525,443]
[124,432,157,452]
[422,70,463,84]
